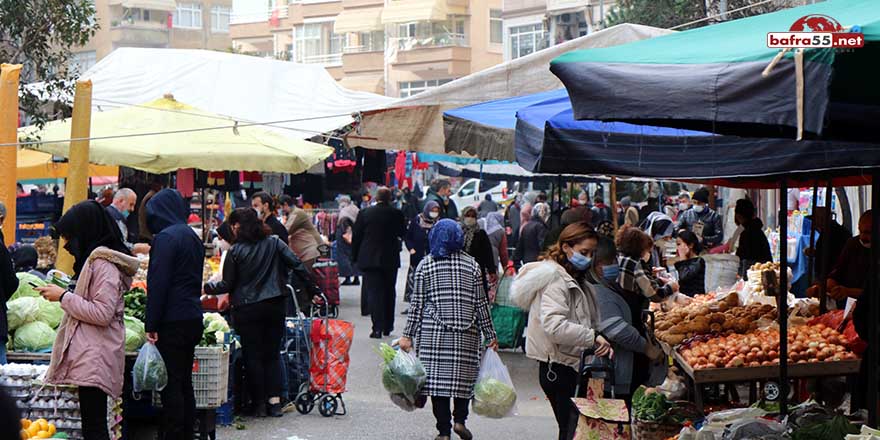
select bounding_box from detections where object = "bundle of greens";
[201,313,229,346]
[133,343,168,392]
[376,343,427,410]
[790,414,858,440]
[633,387,673,423]
[124,288,147,322]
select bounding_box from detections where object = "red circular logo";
[789,14,843,32]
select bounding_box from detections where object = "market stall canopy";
[37,48,394,137]
[346,23,671,159]
[19,96,334,174]
[17,149,118,182]
[551,0,880,141]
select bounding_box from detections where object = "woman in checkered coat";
[400,219,498,440]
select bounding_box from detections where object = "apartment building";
[70,0,233,73]
[230,0,503,97]
[502,0,615,60]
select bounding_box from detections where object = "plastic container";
[154,346,230,409]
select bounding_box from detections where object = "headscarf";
[337,194,352,209]
[429,219,464,259]
[644,211,674,241]
[339,204,359,225]
[460,206,481,251]
[485,212,504,236]
[520,202,533,233]
[531,202,551,224]
[53,200,130,277]
[419,201,440,229]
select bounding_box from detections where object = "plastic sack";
[132,343,168,392]
[722,418,786,440]
[7,297,41,331]
[377,344,427,410]
[472,349,517,418]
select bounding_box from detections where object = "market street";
[217,254,557,440]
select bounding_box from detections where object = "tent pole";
[778,178,790,417]
[807,179,818,294]
[869,170,879,427]
[611,177,619,235]
[0,64,22,244]
[819,180,833,314]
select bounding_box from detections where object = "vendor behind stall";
[807,210,872,308]
[804,206,852,284]
[733,198,772,278]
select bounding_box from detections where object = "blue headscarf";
[429,218,464,258]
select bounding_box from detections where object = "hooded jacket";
[144,189,205,333]
[46,247,139,397]
[510,261,600,368]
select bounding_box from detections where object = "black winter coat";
[674,257,706,297]
[352,203,406,270]
[515,219,548,267]
[736,218,772,277]
[0,231,19,344]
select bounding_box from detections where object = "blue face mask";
[121,210,130,219]
[568,251,591,271]
[602,264,620,282]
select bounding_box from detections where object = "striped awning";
[334,7,384,34]
[381,0,466,24]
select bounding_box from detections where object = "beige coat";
[511,260,600,369]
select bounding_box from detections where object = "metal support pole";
[611,177,619,235]
[819,180,833,314]
[778,179,790,417]
[807,180,819,287]
[868,170,879,427]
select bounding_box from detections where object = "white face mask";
[464,217,477,227]
[678,202,689,211]
[693,204,706,213]
[428,212,439,219]
[253,207,262,217]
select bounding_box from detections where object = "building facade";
[230,0,503,97]
[502,0,616,60]
[71,0,233,74]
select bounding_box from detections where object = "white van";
[450,179,509,211]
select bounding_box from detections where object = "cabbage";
[7,297,41,331]
[13,321,56,352]
[37,299,64,329]
[10,273,46,301]
[124,316,146,352]
[201,313,229,346]
[473,378,517,418]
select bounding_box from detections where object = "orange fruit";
[47,424,55,436]
[37,430,51,439]
[19,429,28,440]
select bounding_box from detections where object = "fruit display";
[750,262,780,272]
[678,324,858,370]
[654,292,778,346]
[20,418,63,439]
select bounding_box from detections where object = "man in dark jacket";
[804,206,852,279]
[676,187,724,249]
[0,202,19,364]
[352,187,406,338]
[424,179,459,220]
[144,189,205,440]
[733,198,772,278]
[252,191,288,244]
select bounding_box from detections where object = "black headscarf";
[53,200,130,277]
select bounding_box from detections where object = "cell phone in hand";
[29,282,41,289]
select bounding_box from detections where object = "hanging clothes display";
[357,147,386,183]
[177,168,195,196]
[194,170,240,192]
[262,172,285,195]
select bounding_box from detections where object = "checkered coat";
[403,252,497,399]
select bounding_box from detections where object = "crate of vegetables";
[675,324,860,384]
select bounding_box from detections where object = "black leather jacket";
[674,257,706,297]
[205,236,320,309]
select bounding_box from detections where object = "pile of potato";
[654,292,778,346]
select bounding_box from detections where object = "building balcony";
[293,51,344,66]
[109,21,170,46]
[342,49,384,74]
[391,45,471,76]
[341,0,383,8]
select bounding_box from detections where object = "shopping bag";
[473,350,517,418]
[132,343,168,393]
[490,304,526,349]
[377,343,427,411]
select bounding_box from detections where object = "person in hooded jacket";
[142,189,206,440]
[37,201,138,440]
[733,198,772,278]
[403,201,440,309]
[511,222,612,440]
[514,203,550,268]
[204,208,321,417]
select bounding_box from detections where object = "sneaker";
[369,331,382,339]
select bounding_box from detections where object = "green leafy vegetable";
[473,378,517,418]
[133,344,168,392]
[791,415,859,440]
[632,386,673,423]
[13,321,56,352]
[37,298,64,329]
[123,287,147,322]
[7,297,41,330]
[10,273,46,300]
[201,313,229,346]
[124,315,146,351]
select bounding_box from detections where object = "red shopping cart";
[294,293,354,417]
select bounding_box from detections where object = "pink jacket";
[45,248,138,398]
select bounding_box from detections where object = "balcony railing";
[343,44,384,54]
[293,51,343,65]
[231,6,289,24]
[394,33,467,51]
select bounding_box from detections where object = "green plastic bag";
[490,304,526,349]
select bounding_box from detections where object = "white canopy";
[71,48,395,138]
[346,23,672,159]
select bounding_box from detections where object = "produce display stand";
[670,348,861,412]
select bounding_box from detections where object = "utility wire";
[669,0,778,30]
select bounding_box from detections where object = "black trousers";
[539,361,586,440]
[431,396,470,436]
[156,319,203,440]
[362,267,398,334]
[233,296,285,406]
[79,386,109,440]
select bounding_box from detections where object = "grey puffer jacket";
[511,261,600,369]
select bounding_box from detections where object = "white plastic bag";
[472,350,517,418]
[132,343,168,392]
